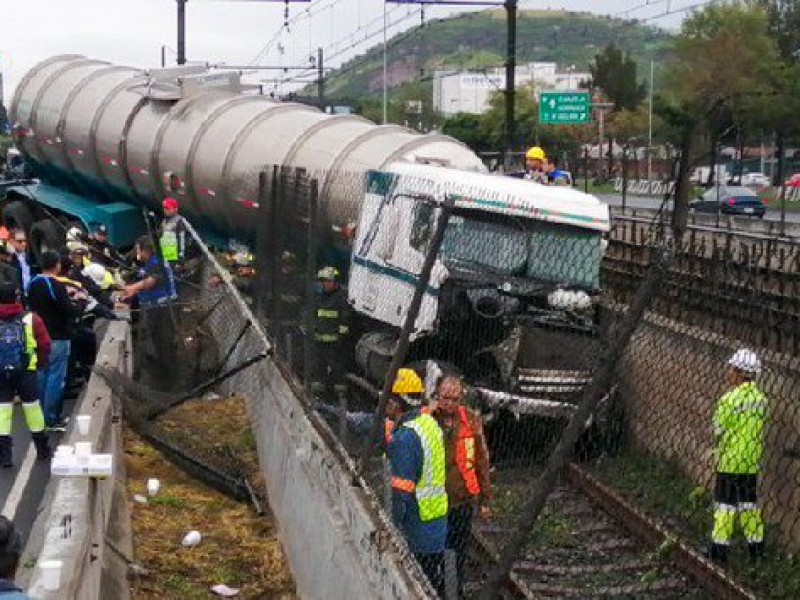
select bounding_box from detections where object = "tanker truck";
[7,55,612,443]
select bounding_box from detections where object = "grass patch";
[126,396,295,600]
[590,447,800,599]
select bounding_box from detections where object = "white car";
[739,172,771,187]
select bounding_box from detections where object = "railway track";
[464,464,755,600]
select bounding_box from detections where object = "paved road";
[597,193,800,224]
[0,398,74,545]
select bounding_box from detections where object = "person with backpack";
[26,251,85,432]
[0,282,51,467]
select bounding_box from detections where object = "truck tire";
[2,201,35,235]
[29,219,65,263]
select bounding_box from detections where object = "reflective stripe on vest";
[23,313,37,371]
[455,406,481,496]
[161,231,179,262]
[402,413,448,522]
[317,309,339,319]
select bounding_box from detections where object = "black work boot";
[32,432,51,460]
[0,436,12,468]
[709,543,729,566]
[748,542,765,561]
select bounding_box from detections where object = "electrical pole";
[177,0,187,65]
[317,47,325,111]
[503,0,517,170]
[382,2,388,124]
[647,59,654,191]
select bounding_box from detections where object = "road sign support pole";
[317,47,325,111]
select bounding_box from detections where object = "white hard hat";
[728,348,761,374]
[66,226,83,242]
[82,263,107,288]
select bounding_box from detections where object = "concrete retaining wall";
[619,312,800,551]
[21,320,133,599]
[194,227,434,600]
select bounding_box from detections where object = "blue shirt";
[15,253,30,292]
[387,409,447,555]
[0,578,32,599]
[137,256,177,308]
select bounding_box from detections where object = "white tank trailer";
[9,55,485,239]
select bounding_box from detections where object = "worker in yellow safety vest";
[386,367,448,595]
[0,282,52,467]
[709,348,768,564]
[159,197,189,269]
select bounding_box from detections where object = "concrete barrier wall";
[619,313,800,551]
[193,227,434,600]
[21,320,133,599]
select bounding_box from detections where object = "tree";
[659,3,784,234]
[442,114,492,154]
[747,0,800,62]
[588,44,646,112]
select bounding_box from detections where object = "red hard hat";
[162,197,179,211]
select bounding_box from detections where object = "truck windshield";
[439,211,603,289]
[441,213,528,274]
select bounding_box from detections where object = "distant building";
[433,62,591,117]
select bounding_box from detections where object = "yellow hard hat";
[526,146,546,161]
[392,368,425,397]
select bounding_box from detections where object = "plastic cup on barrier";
[76,415,91,435]
[40,559,62,591]
[74,442,92,464]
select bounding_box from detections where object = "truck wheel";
[2,201,34,235]
[29,219,65,263]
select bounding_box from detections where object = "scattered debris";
[133,495,148,504]
[182,530,202,548]
[211,583,241,597]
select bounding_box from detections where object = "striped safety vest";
[455,406,481,496]
[391,412,448,523]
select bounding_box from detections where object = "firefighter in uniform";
[709,348,768,564]
[432,374,491,595]
[309,266,350,401]
[386,368,448,595]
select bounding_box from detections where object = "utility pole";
[382,2,388,124]
[503,0,518,171]
[317,47,325,111]
[177,0,187,65]
[647,59,654,192]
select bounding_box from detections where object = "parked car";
[690,186,766,218]
[738,172,771,187]
[785,173,800,188]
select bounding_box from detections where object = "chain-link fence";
[110,162,800,598]
[246,165,800,599]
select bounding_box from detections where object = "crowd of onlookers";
[0,198,193,598]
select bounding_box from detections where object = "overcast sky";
[1,0,697,104]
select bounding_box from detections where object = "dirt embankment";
[124,396,296,599]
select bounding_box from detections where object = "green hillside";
[321,9,673,101]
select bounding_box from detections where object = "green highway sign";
[539,92,592,125]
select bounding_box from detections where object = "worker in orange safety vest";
[431,374,491,596]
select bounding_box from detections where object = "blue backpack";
[0,317,26,373]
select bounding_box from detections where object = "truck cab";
[348,164,610,437]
